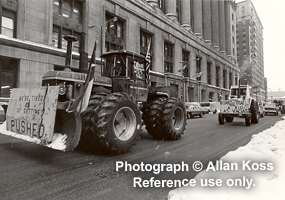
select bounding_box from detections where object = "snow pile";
[0,121,67,151]
[168,117,285,200]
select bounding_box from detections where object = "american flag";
[196,71,203,78]
[145,39,151,87]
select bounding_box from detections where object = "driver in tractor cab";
[111,57,126,77]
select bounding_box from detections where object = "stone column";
[202,0,212,45]
[181,0,191,31]
[220,65,223,88]
[211,61,215,86]
[226,69,229,89]
[211,0,219,50]
[219,0,226,54]
[225,0,232,56]
[231,71,235,87]
[192,0,203,37]
[165,0,178,22]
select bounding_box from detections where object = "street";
[0,114,282,200]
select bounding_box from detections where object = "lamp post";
[88,17,118,70]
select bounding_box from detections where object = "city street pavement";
[0,113,282,200]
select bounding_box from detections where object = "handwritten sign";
[220,99,250,114]
[134,61,144,79]
[6,86,59,144]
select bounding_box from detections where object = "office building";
[236,0,265,100]
[0,0,239,102]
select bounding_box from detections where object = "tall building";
[236,0,265,100]
[0,0,238,102]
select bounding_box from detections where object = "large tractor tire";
[245,114,251,126]
[218,113,224,124]
[142,97,167,138]
[157,97,186,139]
[148,97,187,140]
[87,93,141,154]
[250,101,259,124]
[81,93,107,135]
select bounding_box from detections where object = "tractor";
[4,35,186,154]
[218,84,259,126]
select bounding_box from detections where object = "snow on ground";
[168,116,285,200]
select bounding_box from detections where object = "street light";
[88,17,118,70]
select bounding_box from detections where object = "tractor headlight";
[58,82,67,95]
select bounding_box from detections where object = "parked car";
[200,102,219,114]
[199,102,211,114]
[185,102,205,119]
[264,102,278,116]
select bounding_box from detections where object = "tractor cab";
[101,50,146,80]
[229,85,252,100]
[101,50,148,101]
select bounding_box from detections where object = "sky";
[243,0,285,91]
[168,116,285,199]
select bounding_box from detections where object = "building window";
[207,62,211,85]
[182,50,189,77]
[53,0,82,21]
[105,13,125,52]
[196,57,201,81]
[209,92,213,102]
[73,1,82,23]
[216,66,220,87]
[1,8,16,38]
[140,29,153,70]
[52,25,81,53]
[164,41,173,73]
[0,58,17,98]
[158,0,166,13]
[52,0,83,52]
[242,6,245,15]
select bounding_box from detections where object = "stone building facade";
[236,0,266,100]
[0,0,239,102]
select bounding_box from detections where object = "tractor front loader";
[3,35,187,154]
